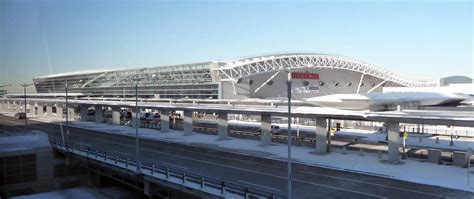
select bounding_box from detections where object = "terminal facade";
[32,53,435,100]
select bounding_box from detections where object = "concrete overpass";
[2,97,474,164]
[1,115,472,198]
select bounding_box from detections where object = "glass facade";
[33,62,219,99]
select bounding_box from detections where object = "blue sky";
[0,0,472,93]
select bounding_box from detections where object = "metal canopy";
[215,53,434,87]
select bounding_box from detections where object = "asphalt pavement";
[1,115,473,199]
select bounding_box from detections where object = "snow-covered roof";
[0,131,51,153]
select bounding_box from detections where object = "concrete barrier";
[428,149,441,164]
[452,151,467,167]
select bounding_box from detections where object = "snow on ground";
[5,113,472,192]
[336,129,474,151]
[229,119,474,151]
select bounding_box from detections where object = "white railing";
[50,139,284,199]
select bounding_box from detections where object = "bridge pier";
[131,107,139,128]
[112,106,121,125]
[67,106,75,121]
[38,103,45,117]
[80,105,88,121]
[30,102,36,116]
[183,110,193,136]
[160,109,169,132]
[260,114,272,146]
[217,112,228,140]
[1,101,6,112]
[387,121,401,163]
[0,101,4,112]
[56,103,63,119]
[19,101,24,113]
[46,104,53,117]
[95,105,103,123]
[12,101,17,112]
[315,117,328,155]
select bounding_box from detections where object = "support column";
[260,114,272,146]
[95,105,103,123]
[29,102,36,116]
[183,110,193,136]
[80,105,88,121]
[12,101,17,112]
[46,104,53,117]
[19,102,24,113]
[56,104,63,119]
[112,107,121,125]
[159,109,169,132]
[67,106,75,121]
[387,121,401,163]
[39,104,45,117]
[217,112,228,140]
[7,101,11,112]
[315,117,328,154]
[131,107,139,128]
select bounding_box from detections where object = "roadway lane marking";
[62,131,385,197]
[111,150,130,156]
[237,180,281,192]
[162,162,188,170]
[0,116,448,198]
[72,131,445,198]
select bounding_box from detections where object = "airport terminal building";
[32,53,435,100]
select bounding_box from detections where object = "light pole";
[64,81,69,148]
[135,79,140,172]
[20,83,33,129]
[286,71,292,199]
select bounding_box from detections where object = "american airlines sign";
[291,72,319,80]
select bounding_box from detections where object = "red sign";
[291,72,319,80]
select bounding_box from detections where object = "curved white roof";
[216,53,434,87]
[34,68,135,79]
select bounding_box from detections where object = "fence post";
[200,177,205,189]
[115,156,118,164]
[182,172,186,183]
[221,182,225,195]
[166,168,170,179]
[151,164,155,174]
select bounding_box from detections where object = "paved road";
[1,115,473,199]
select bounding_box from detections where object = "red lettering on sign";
[291,72,319,79]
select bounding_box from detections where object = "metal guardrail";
[50,139,285,199]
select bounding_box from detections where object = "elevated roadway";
[1,115,473,198]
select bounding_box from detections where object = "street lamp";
[64,81,69,148]
[286,71,292,199]
[20,83,33,129]
[133,76,140,172]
